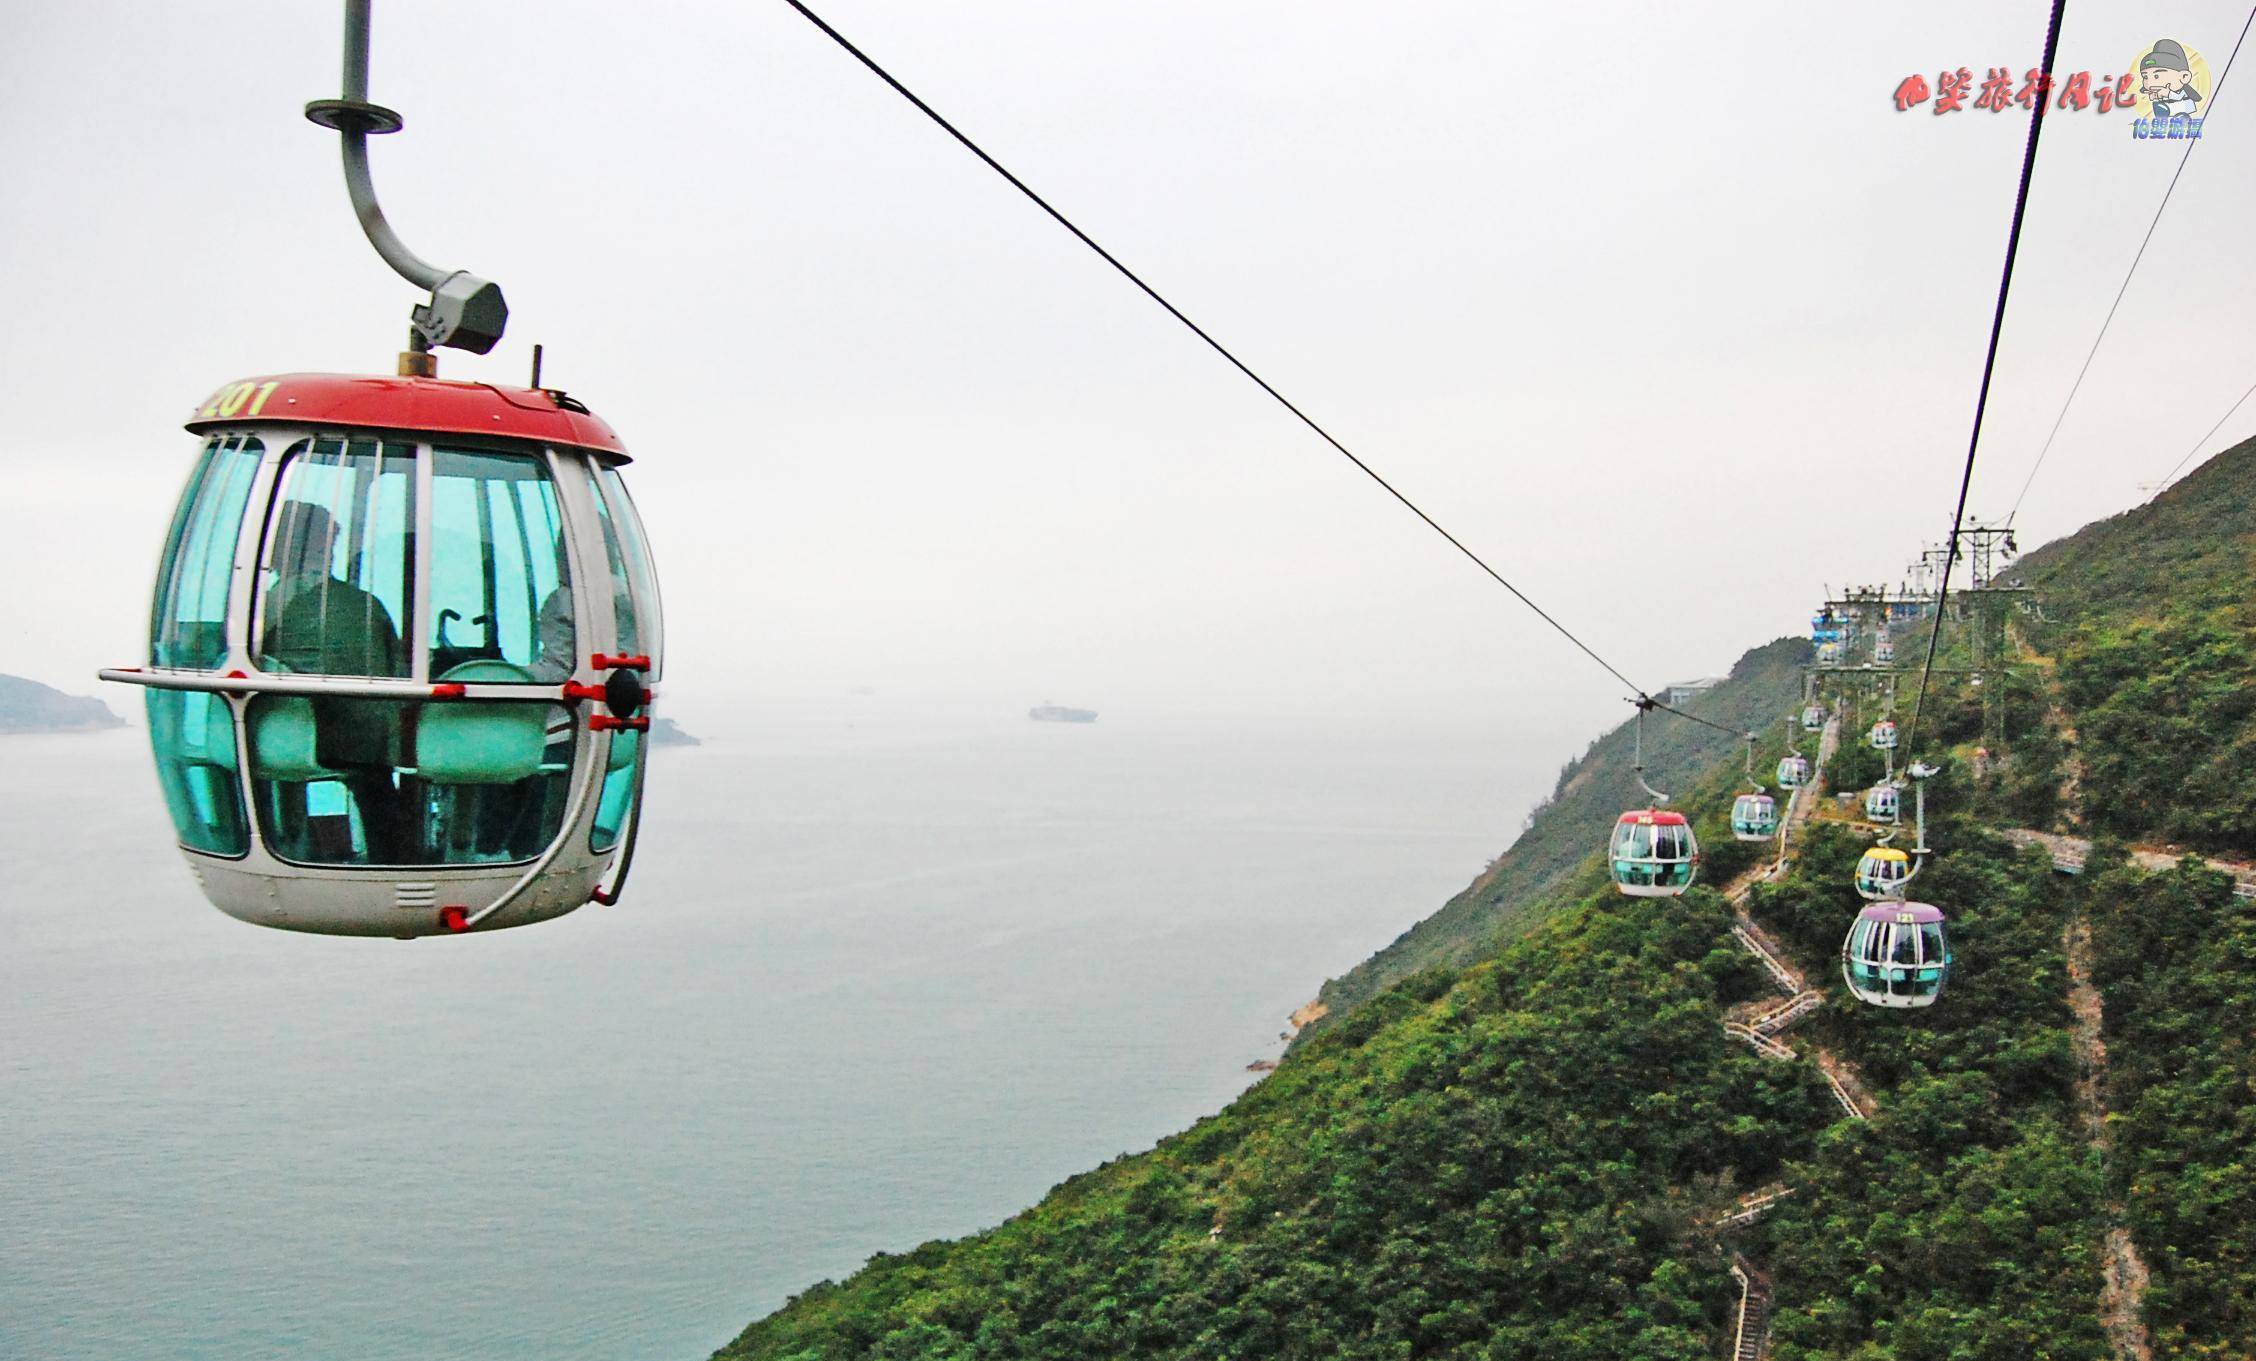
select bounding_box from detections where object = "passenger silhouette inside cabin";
[262,501,405,678]
[258,501,410,861]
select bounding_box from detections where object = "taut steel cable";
[1906,0,2070,756]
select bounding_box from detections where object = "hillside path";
[2004,828,2256,898]
[2017,652,2155,1360]
[1720,716,1873,1123]
[2063,917,2154,1361]
[1710,714,1872,1359]
[1728,1254,1775,1361]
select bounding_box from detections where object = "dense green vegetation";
[2055,606,2256,855]
[1743,817,2108,1359]
[2082,846,2256,1356]
[2012,432,2256,856]
[712,434,2256,1358]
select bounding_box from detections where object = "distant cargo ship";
[1028,703,1097,724]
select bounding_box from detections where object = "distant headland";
[0,672,697,746]
[648,716,700,747]
[0,674,126,734]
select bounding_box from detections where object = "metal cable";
[779,0,1650,698]
[1647,694,1755,739]
[2003,4,2254,524]
[2151,372,2256,494]
[1906,0,2068,757]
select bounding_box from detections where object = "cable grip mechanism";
[306,0,508,369]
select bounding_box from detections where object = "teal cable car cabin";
[101,374,663,937]
[1731,792,1779,841]
[1842,901,1951,1007]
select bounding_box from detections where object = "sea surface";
[0,698,1535,1360]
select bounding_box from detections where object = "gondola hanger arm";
[305,0,507,366]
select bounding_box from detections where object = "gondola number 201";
[197,381,281,420]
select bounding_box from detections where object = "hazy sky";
[4,0,2250,744]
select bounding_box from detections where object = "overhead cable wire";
[2003,4,2254,524]
[2151,373,2256,493]
[1648,694,1755,740]
[1905,0,2069,757]
[779,0,1688,710]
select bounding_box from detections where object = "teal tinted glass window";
[147,689,248,855]
[1889,924,1919,964]
[1847,921,1884,983]
[591,728,642,853]
[245,689,573,866]
[151,436,263,668]
[429,450,574,680]
[255,439,415,678]
[590,466,661,668]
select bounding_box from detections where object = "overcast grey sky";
[3,1,2250,744]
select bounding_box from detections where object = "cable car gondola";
[103,378,663,936]
[1855,846,1913,899]
[1816,641,1841,665]
[1874,634,1894,664]
[1842,902,1951,1007]
[1776,754,1811,789]
[1800,704,1824,733]
[1731,793,1779,841]
[1865,783,1900,824]
[97,1,663,937]
[1609,699,1698,897]
[1610,809,1698,896]
[1869,718,1898,750]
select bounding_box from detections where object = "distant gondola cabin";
[1731,792,1779,841]
[1865,784,1900,824]
[1610,809,1697,897]
[1855,846,1913,899]
[1842,901,1950,1007]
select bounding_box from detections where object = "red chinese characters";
[1901,67,2130,114]
[1935,67,1973,113]
[1974,67,2017,111]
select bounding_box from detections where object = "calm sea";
[0,697,1531,1360]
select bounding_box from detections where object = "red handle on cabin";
[588,714,650,733]
[591,653,651,671]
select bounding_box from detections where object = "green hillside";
[2005,439,2256,858]
[1305,637,1811,1028]
[711,435,2256,1359]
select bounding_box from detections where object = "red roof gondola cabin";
[102,374,662,937]
[1609,808,1698,897]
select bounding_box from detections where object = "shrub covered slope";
[713,435,2256,1358]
